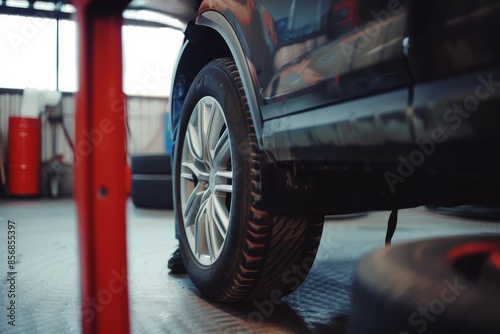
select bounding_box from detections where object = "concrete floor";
[1,199,500,333]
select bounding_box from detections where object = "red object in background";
[332,0,360,26]
[7,116,41,196]
[72,0,131,333]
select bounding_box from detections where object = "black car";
[166,0,500,305]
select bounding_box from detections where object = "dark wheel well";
[174,24,232,105]
[170,24,233,155]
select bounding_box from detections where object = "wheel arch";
[170,11,265,151]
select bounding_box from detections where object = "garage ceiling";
[128,0,200,23]
[0,0,200,26]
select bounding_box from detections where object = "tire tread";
[212,59,324,302]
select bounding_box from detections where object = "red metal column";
[72,1,131,333]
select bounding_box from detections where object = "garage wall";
[0,90,169,196]
[126,96,169,154]
[0,91,23,162]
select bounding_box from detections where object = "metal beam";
[72,0,131,333]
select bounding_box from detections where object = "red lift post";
[72,0,131,333]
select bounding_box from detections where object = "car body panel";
[169,0,500,213]
[263,88,410,162]
[199,0,411,120]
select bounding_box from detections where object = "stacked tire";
[131,154,173,209]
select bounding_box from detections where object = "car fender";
[170,10,265,150]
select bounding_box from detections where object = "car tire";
[131,154,173,209]
[131,175,173,209]
[350,235,500,334]
[131,154,171,175]
[174,58,324,302]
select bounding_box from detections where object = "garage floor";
[1,199,500,333]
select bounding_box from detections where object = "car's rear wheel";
[174,58,324,302]
[350,235,500,334]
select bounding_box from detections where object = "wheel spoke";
[199,98,214,164]
[205,198,217,260]
[194,197,209,256]
[181,161,209,182]
[212,195,229,238]
[206,103,226,165]
[212,128,231,170]
[180,172,194,181]
[215,169,232,183]
[186,117,202,162]
[183,184,205,228]
[214,184,232,194]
